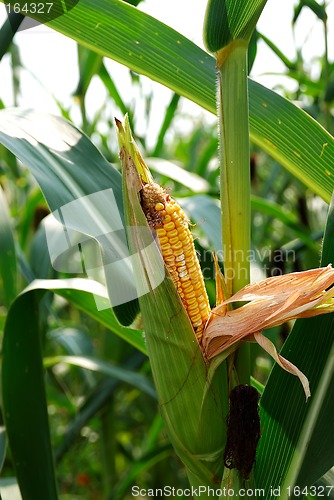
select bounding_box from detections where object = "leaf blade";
[37,0,334,201]
[256,192,334,489]
[0,108,139,325]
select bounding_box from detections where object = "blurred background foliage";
[0,0,333,498]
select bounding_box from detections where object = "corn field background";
[0,0,334,499]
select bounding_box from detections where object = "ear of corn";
[116,115,228,489]
[140,182,211,340]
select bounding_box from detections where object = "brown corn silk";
[141,182,211,340]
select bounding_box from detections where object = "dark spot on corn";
[223,385,261,481]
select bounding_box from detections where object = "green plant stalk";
[218,41,251,385]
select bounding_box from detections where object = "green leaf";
[179,195,222,251]
[48,327,96,388]
[2,291,58,499]
[44,355,156,398]
[251,195,318,253]
[0,12,24,62]
[256,191,334,490]
[293,0,327,24]
[33,0,334,202]
[0,109,122,210]
[203,0,268,53]
[0,186,17,306]
[111,445,172,499]
[0,108,139,325]
[180,194,318,257]
[0,408,6,474]
[257,32,296,71]
[74,46,103,98]
[249,81,334,203]
[313,468,334,498]
[0,5,333,201]
[147,158,211,193]
[49,327,94,357]
[99,64,129,117]
[55,351,146,463]
[26,278,146,353]
[151,93,180,157]
[2,277,145,497]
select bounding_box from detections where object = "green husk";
[116,116,229,487]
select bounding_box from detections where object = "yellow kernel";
[190,312,201,321]
[156,228,166,236]
[184,289,196,298]
[167,229,178,239]
[181,281,192,290]
[193,320,203,328]
[164,221,175,231]
[164,254,175,263]
[177,265,187,273]
[155,202,165,211]
[164,215,172,223]
[165,203,177,214]
[199,300,208,309]
[162,248,173,257]
[159,236,168,245]
[188,300,200,310]
[183,243,193,253]
[178,231,189,241]
[190,271,200,280]
[160,243,171,251]
[169,237,179,245]
[171,241,183,251]
[176,260,186,267]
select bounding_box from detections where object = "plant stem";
[217,41,251,384]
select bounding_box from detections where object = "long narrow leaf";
[55,351,147,463]
[0,186,17,306]
[256,192,334,490]
[2,277,146,496]
[44,355,156,398]
[2,292,58,499]
[23,278,146,353]
[0,108,138,324]
[32,0,334,202]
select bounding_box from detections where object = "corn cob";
[141,181,211,340]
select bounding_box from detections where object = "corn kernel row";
[141,182,211,340]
